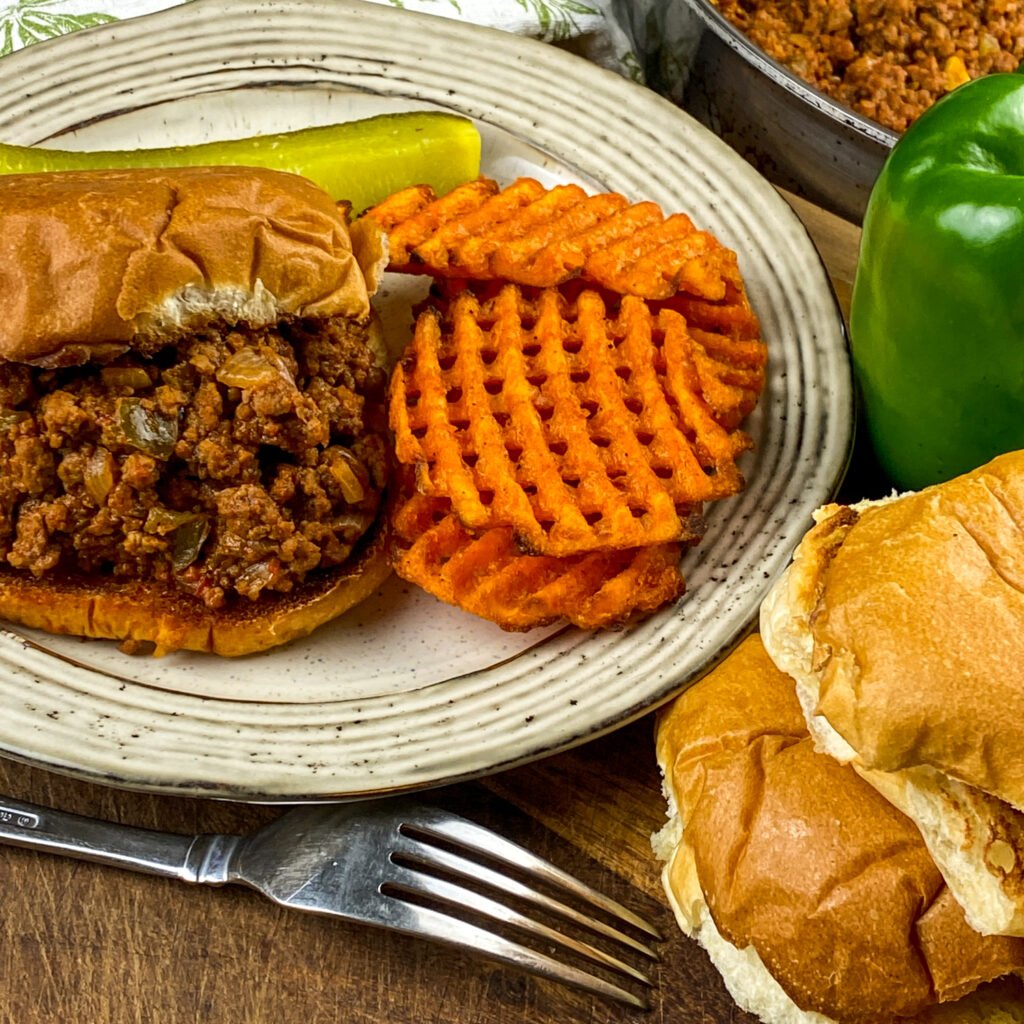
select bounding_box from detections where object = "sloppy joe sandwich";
[761,450,1024,936]
[0,167,392,656]
[653,633,1024,1024]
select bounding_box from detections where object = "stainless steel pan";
[665,0,898,223]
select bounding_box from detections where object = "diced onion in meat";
[216,347,295,389]
[0,409,29,433]
[144,506,201,535]
[101,367,152,390]
[330,448,367,503]
[84,447,116,506]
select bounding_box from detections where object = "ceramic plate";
[0,0,852,799]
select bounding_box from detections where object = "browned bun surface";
[654,634,1024,1024]
[0,167,375,367]
[0,517,392,657]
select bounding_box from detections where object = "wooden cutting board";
[0,194,868,1024]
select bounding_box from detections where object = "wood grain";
[0,190,859,1024]
[0,722,741,1024]
[782,191,860,319]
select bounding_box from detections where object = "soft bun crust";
[654,635,1024,1024]
[0,166,376,367]
[760,450,1024,810]
[0,519,392,657]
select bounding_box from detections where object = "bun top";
[655,634,1024,1024]
[0,166,377,367]
[763,450,1024,810]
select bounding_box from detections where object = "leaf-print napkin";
[0,0,695,96]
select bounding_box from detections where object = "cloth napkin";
[0,0,697,98]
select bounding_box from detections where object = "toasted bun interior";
[0,166,377,367]
[760,451,1024,936]
[653,634,1024,1024]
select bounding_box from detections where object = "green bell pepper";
[849,71,1024,490]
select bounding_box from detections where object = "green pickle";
[0,111,481,214]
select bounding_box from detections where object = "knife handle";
[0,794,240,884]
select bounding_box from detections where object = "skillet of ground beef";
[711,0,1024,133]
[0,318,388,610]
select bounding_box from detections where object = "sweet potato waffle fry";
[390,282,762,556]
[377,175,767,630]
[364,177,741,301]
[662,290,765,430]
[390,481,686,631]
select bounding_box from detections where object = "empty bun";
[653,634,1024,1024]
[760,451,1024,936]
[0,166,378,367]
[0,518,392,658]
[760,450,1024,808]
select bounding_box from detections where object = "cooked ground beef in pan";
[712,0,1024,132]
[0,319,388,609]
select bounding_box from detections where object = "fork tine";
[395,831,658,960]
[379,887,651,1009]
[387,861,652,984]
[405,808,662,939]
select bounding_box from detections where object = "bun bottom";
[653,812,836,1024]
[0,519,392,657]
[655,808,1024,1024]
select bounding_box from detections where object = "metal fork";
[0,794,660,1007]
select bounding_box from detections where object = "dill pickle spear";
[0,111,481,214]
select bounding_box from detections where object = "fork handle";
[0,794,239,884]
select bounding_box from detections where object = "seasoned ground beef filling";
[712,0,1024,133]
[0,318,388,610]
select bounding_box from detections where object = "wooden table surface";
[0,194,863,1024]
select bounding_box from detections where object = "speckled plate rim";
[0,0,853,800]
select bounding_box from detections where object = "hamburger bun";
[0,167,392,656]
[760,451,1024,935]
[0,166,377,367]
[653,634,1024,1024]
